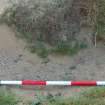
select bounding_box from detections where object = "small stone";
[18,54,23,58]
[36,75,40,79]
[41,58,50,64]
[14,59,18,63]
[69,66,76,70]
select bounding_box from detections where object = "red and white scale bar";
[0,80,105,86]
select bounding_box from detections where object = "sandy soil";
[0,24,105,81]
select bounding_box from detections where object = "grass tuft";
[29,87,105,105]
[0,87,18,105]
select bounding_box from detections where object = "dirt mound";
[1,0,96,46]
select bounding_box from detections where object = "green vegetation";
[96,0,105,37]
[1,0,105,57]
[53,41,87,55]
[0,86,105,105]
[26,40,87,58]
[27,87,105,105]
[0,87,18,105]
[0,0,89,58]
[27,41,49,58]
